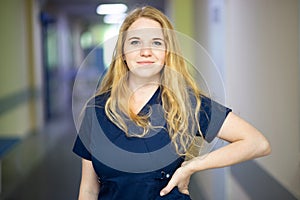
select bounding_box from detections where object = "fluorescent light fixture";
[103,13,127,24]
[96,3,128,15]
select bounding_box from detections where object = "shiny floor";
[0,112,81,200]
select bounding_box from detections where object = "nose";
[140,45,152,57]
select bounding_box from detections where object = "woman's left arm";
[160,112,271,196]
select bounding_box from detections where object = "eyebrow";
[128,36,140,40]
[127,37,164,41]
[152,38,164,41]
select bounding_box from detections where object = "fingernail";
[160,191,165,196]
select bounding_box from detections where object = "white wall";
[194,0,299,199]
[224,0,300,199]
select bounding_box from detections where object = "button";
[160,171,171,179]
[160,171,166,179]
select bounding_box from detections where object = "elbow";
[257,137,271,157]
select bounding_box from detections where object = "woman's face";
[123,17,166,82]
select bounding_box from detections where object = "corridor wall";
[224,1,299,199]
[0,0,43,138]
[172,0,300,199]
[194,0,299,199]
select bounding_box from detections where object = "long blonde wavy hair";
[95,6,203,157]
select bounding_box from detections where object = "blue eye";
[152,40,165,48]
[153,41,162,46]
[130,40,140,45]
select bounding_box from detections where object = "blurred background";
[0,0,299,199]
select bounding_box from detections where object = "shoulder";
[187,89,212,109]
[187,88,232,116]
[200,94,232,114]
[199,94,212,109]
[86,91,111,108]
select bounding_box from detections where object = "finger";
[160,180,176,196]
[179,188,190,195]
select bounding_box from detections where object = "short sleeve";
[198,95,232,142]
[72,108,93,160]
[73,136,92,160]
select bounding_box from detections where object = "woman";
[73,6,271,200]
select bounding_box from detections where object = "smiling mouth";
[137,61,155,65]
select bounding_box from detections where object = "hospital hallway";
[0,0,299,199]
[0,108,82,200]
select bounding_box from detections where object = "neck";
[128,73,161,91]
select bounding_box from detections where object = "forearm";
[78,185,99,200]
[187,138,270,173]
[79,159,100,200]
[160,113,271,196]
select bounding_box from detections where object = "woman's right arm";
[78,158,100,200]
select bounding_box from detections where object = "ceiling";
[41,0,166,25]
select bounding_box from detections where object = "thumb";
[160,182,175,196]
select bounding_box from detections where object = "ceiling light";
[96,4,128,15]
[103,13,127,24]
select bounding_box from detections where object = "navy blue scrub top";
[73,87,231,200]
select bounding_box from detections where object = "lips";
[136,61,155,65]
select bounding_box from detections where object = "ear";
[122,55,127,63]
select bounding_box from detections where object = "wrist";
[184,157,206,174]
[183,159,199,175]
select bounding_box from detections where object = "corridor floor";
[1,113,81,200]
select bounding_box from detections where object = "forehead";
[126,17,164,39]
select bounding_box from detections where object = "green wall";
[0,0,42,137]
